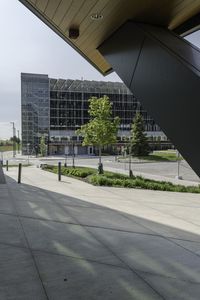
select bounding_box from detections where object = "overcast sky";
[0,0,200,139]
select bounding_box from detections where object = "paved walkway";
[1,166,200,299]
[5,151,200,184]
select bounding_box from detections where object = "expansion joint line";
[7,185,50,300]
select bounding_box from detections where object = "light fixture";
[91,13,103,21]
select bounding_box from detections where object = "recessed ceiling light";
[91,13,103,21]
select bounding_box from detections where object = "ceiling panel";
[44,0,61,19]
[67,0,98,31]
[169,0,200,28]
[19,0,200,75]
[52,0,73,25]
[59,0,85,32]
[36,0,48,13]
[29,0,37,4]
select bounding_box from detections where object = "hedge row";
[88,175,200,193]
[43,165,200,193]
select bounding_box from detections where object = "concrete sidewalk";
[7,151,200,185]
[1,166,200,299]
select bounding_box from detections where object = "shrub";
[104,172,130,180]
[89,175,113,186]
[62,167,96,178]
[43,165,200,194]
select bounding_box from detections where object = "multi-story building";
[21,73,169,155]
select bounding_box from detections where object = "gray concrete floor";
[1,166,200,299]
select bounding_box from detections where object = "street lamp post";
[17,130,20,154]
[10,122,16,157]
[128,146,133,177]
[72,141,75,168]
[27,143,30,165]
[176,151,182,180]
[64,153,67,167]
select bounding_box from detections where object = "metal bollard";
[6,160,8,171]
[58,162,61,181]
[18,163,22,184]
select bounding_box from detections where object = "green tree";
[130,112,150,156]
[76,96,120,173]
[39,136,47,157]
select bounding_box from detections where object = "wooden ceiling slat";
[68,0,98,29]
[52,0,73,25]
[44,0,62,19]
[36,0,49,12]
[29,0,37,4]
[77,0,123,48]
[86,50,110,69]
[172,0,185,10]
[59,0,85,32]
[76,0,111,37]
[170,0,196,16]
[169,0,200,28]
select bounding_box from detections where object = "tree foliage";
[77,96,120,147]
[76,96,120,172]
[10,136,20,144]
[129,112,150,156]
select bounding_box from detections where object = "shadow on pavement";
[1,174,200,299]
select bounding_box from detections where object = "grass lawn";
[0,145,13,152]
[119,150,182,162]
[149,150,182,161]
[43,165,200,194]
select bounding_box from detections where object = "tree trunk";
[99,146,101,165]
[98,145,103,174]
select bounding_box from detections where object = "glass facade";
[21,73,49,154]
[21,73,163,155]
[49,79,159,132]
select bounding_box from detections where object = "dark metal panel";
[132,37,200,166]
[138,24,200,75]
[99,21,200,177]
[98,22,145,87]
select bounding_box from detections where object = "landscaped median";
[43,165,200,194]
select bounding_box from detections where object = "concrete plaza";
[1,166,200,299]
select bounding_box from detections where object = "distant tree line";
[0,136,20,146]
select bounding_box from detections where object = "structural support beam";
[99,21,200,177]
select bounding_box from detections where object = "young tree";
[39,136,47,157]
[130,112,150,156]
[76,96,120,173]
